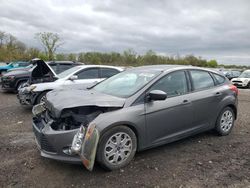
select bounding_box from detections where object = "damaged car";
[18,60,122,105]
[32,65,238,171]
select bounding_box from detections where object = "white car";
[231,70,250,88]
[18,64,124,105]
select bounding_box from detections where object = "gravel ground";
[0,89,250,188]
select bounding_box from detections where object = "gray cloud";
[0,0,250,65]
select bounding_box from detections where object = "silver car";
[32,65,238,171]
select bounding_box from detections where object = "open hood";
[30,59,57,84]
[46,89,126,118]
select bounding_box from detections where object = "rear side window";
[213,73,225,85]
[100,68,119,78]
[190,70,215,90]
[76,68,99,79]
[57,64,74,74]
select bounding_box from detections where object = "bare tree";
[35,32,63,60]
[0,31,6,47]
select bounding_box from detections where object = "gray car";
[32,65,238,171]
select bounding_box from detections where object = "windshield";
[239,71,250,78]
[57,66,80,79]
[93,69,161,98]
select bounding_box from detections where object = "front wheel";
[36,91,48,105]
[215,107,235,136]
[96,126,137,171]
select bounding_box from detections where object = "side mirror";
[147,90,167,101]
[69,75,78,81]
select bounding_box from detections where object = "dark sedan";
[32,65,238,171]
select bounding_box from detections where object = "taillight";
[229,84,238,95]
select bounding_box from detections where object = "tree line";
[0,31,249,69]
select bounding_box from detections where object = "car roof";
[75,65,124,71]
[123,65,226,75]
[46,61,83,65]
[124,64,193,72]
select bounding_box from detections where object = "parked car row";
[0,61,31,76]
[1,59,83,92]
[1,59,239,171]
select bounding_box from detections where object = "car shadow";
[42,130,219,174]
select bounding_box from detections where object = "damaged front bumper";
[71,123,100,171]
[17,87,33,105]
[32,104,100,170]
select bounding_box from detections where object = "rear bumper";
[32,118,81,163]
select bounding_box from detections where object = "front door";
[145,70,194,146]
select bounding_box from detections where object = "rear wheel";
[215,107,235,136]
[96,126,137,171]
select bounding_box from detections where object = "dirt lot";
[0,89,250,188]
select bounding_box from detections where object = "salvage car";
[2,59,82,92]
[231,70,250,88]
[19,64,123,105]
[32,65,238,171]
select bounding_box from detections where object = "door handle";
[215,92,222,96]
[182,99,191,104]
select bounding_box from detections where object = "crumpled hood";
[46,89,126,118]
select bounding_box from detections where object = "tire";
[96,126,137,171]
[36,91,48,105]
[215,107,235,136]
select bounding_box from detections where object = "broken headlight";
[71,125,86,153]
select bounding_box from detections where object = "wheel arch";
[227,104,237,120]
[34,90,51,105]
[99,122,141,151]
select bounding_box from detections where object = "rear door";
[100,68,120,79]
[145,70,194,145]
[187,70,221,128]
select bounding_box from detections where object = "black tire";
[215,107,235,136]
[96,126,137,171]
[36,91,48,105]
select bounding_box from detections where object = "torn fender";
[71,123,100,171]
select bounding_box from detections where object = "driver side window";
[150,71,188,97]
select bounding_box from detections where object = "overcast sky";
[1,0,250,65]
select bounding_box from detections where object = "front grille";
[232,80,242,83]
[33,124,56,153]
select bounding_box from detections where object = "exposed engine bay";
[39,106,120,131]
[30,60,56,84]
